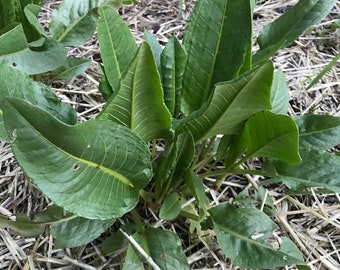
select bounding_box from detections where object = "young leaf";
[294,115,340,151]
[161,36,187,116]
[52,57,91,79]
[176,62,273,142]
[272,149,340,193]
[270,69,289,115]
[254,0,337,65]
[209,203,307,268]
[159,192,181,220]
[99,42,173,142]
[50,0,99,46]
[123,227,189,270]
[144,29,163,75]
[98,6,138,94]
[0,64,77,141]
[2,98,153,219]
[182,0,253,114]
[238,111,301,166]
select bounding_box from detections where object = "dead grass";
[0,0,339,269]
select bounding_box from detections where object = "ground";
[0,0,339,269]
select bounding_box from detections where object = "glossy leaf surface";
[3,98,152,219]
[99,42,172,142]
[98,6,138,93]
[182,0,252,113]
[177,62,273,142]
[210,203,306,268]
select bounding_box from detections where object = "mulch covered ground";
[0,0,339,269]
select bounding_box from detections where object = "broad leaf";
[52,57,91,79]
[0,23,28,54]
[182,0,252,114]
[238,111,301,165]
[271,69,289,115]
[50,0,99,46]
[254,0,337,65]
[123,227,189,270]
[99,42,172,142]
[210,203,306,268]
[161,36,187,116]
[3,98,152,219]
[0,38,67,75]
[176,62,273,142]
[294,115,340,151]
[0,64,77,141]
[272,149,340,193]
[159,192,181,220]
[98,6,138,94]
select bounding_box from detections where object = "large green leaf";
[237,111,301,165]
[294,115,340,151]
[99,42,172,142]
[98,6,138,94]
[270,69,289,115]
[0,37,67,75]
[254,0,337,65]
[161,36,187,116]
[182,0,252,114]
[210,203,307,268]
[2,98,152,219]
[50,0,99,46]
[123,227,189,270]
[0,23,28,54]
[0,64,77,141]
[272,149,340,193]
[176,62,273,142]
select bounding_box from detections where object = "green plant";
[0,0,339,269]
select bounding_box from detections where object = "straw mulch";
[0,0,339,269]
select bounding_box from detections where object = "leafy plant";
[0,0,339,269]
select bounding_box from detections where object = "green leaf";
[52,57,91,79]
[99,42,173,142]
[182,0,253,114]
[0,64,77,141]
[123,227,189,270]
[3,98,152,219]
[161,36,187,116]
[98,63,114,101]
[50,215,115,248]
[97,6,138,94]
[254,0,337,65]
[50,0,99,46]
[0,214,46,237]
[144,29,163,75]
[176,62,273,142]
[159,192,181,220]
[272,149,340,193]
[271,69,289,115]
[294,115,340,151]
[238,111,301,165]
[210,203,306,268]
[24,4,47,37]
[0,38,67,75]
[0,23,28,54]
[155,132,194,199]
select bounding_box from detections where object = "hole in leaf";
[73,164,80,171]
[12,62,17,67]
